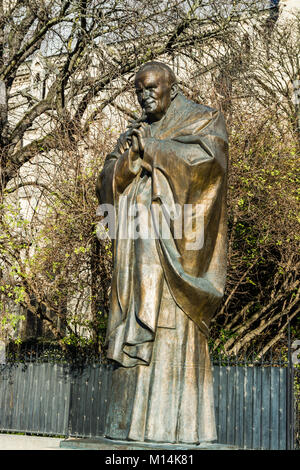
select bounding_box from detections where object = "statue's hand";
[131,134,139,153]
[131,122,150,154]
[117,131,131,154]
[129,135,140,162]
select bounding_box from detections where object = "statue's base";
[60,436,239,450]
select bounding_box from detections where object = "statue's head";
[134,61,178,123]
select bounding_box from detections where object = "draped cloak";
[96,92,228,443]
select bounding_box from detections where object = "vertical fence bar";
[218,364,227,444]
[252,365,261,449]
[295,367,300,450]
[270,367,280,449]
[27,363,34,433]
[44,362,51,435]
[244,366,254,449]
[236,365,245,448]
[279,367,287,450]
[227,366,235,445]
[286,320,295,450]
[225,361,229,444]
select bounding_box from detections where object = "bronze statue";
[96,61,228,444]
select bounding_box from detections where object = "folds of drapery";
[96,92,228,366]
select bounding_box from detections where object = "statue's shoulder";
[176,92,219,120]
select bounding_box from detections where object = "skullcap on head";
[135,61,177,85]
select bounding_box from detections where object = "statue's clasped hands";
[117,117,150,158]
[130,121,150,155]
[116,117,152,172]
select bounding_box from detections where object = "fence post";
[286,320,294,450]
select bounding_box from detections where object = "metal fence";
[214,364,288,449]
[0,347,298,450]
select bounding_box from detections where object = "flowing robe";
[96,92,228,444]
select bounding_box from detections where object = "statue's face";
[135,68,173,122]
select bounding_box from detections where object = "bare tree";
[206,12,300,356]
[2,0,298,355]
[0,0,271,194]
